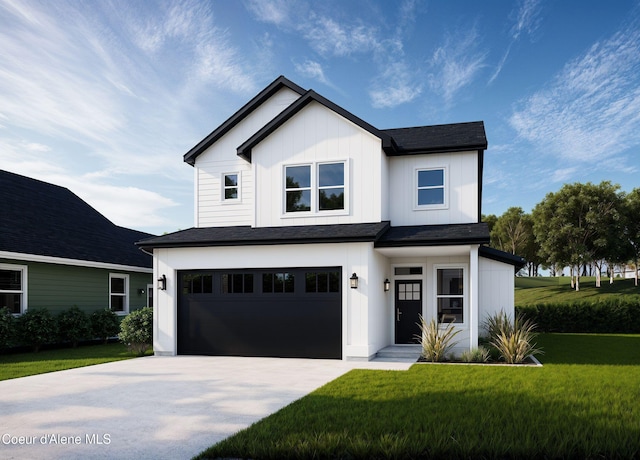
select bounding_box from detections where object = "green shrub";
[119,307,153,356]
[0,307,15,350]
[57,307,91,347]
[517,297,640,333]
[460,346,491,363]
[484,311,542,364]
[91,309,120,344]
[416,315,461,362]
[16,309,57,352]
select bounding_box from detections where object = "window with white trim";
[223,173,240,201]
[109,274,129,314]
[436,267,464,324]
[0,264,27,315]
[417,168,446,207]
[284,162,346,214]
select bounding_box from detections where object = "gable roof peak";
[183,75,307,166]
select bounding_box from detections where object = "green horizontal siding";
[1,258,152,315]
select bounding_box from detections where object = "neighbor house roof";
[0,170,153,269]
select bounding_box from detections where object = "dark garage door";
[177,267,342,359]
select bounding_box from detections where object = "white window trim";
[109,273,129,315]
[414,166,448,210]
[282,160,349,217]
[221,172,241,203]
[433,263,468,328]
[0,263,28,315]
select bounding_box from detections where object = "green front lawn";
[0,343,145,381]
[197,334,640,459]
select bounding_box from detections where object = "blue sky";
[1,0,639,235]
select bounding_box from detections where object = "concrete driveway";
[0,356,412,459]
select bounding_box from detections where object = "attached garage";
[176,267,342,359]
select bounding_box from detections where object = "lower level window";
[109,274,129,313]
[0,264,26,314]
[436,268,464,323]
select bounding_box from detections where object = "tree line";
[484,181,640,290]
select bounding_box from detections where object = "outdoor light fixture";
[350,273,358,289]
[157,274,167,291]
[138,288,145,295]
[384,279,390,292]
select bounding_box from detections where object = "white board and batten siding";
[478,257,516,335]
[253,102,387,227]
[388,151,479,226]
[194,87,301,228]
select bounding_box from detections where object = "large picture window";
[109,274,129,314]
[417,168,446,207]
[436,268,464,323]
[0,264,27,315]
[285,162,345,214]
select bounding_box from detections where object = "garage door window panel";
[305,271,340,293]
[222,273,254,294]
[262,272,295,293]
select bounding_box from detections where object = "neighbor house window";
[417,168,446,207]
[109,274,129,314]
[0,264,27,315]
[223,173,239,201]
[436,268,464,323]
[285,162,346,213]
[262,272,295,293]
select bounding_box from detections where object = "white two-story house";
[138,76,524,360]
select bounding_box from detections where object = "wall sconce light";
[350,273,358,289]
[384,279,390,292]
[138,288,145,295]
[157,274,167,291]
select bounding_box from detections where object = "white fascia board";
[0,251,153,273]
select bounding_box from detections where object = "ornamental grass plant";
[484,311,543,364]
[416,315,461,362]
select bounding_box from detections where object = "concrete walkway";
[0,356,413,460]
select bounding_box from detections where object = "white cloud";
[369,62,422,108]
[244,0,295,26]
[294,60,329,85]
[429,28,487,104]
[510,19,640,162]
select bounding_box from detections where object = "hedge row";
[516,297,640,333]
[0,306,120,352]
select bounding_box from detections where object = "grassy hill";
[515,277,640,305]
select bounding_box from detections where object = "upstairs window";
[223,173,239,201]
[0,264,26,315]
[417,168,446,207]
[318,163,344,211]
[285,165,311,212]
[285,162,345,214]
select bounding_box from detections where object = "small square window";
[223,173,239,200]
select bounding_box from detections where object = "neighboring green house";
[0,170,154,317]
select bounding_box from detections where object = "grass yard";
[515,276,640,305]
[197,334,640,459]
[0,343,146,381]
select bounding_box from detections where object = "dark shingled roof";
[0,170,153,268]
[136,222,391,249]
[382,122,487,154]
[374,223,490,247]
[479,245,526,268]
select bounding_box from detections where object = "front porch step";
[376,345,421,360]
